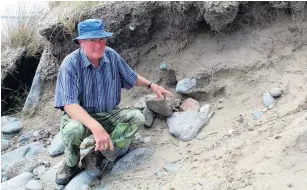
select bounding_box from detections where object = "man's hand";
[151,83,173,99]
[92,125,114,152]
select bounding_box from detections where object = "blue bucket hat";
[73,19,113,44]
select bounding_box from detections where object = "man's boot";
[55,162,79,185]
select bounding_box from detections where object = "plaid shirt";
[55,47,137,113]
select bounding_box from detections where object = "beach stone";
[48,132,64,156]
[176,78,197,95]
[23,71,42,112]
[33,165,46,176]
[180,98,200,111]
[25,179,43,190]
[145,95,174,116]
[270,87,282,98]
[200,104,211,117]
[2,119,23,133]
[111,148,154,175]
[163,163,181,173]
[253,111,264,120]
[1,142,44,172]
[64,169,102,190]
[5,158,40,180]
[160,63,169,71]
[2,139,10,151]
[263,92,275,107]
[1,172,34,190]
[143,106,155,127]
[134,97,146,110]
[167,111,208,141]
[1,116,18,127]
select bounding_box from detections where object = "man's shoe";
[55,162,79,185]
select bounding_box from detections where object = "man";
[54,18,172,185]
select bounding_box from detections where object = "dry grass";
[49,1,105,35]
[1,2,47,57]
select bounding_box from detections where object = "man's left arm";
[136,75,173,99]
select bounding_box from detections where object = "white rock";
[200,104,211,117]
[25,180,43,190]
[270,87,282,97]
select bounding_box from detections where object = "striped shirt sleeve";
[116,53,138,90]
[55,65,80,110]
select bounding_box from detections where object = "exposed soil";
[2,1,307,189]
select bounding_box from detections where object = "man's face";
[79,38,107,60]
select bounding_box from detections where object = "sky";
[1,1,48,16]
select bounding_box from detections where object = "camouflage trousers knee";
[60,108,145,167]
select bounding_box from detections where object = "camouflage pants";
[60,108,145,167]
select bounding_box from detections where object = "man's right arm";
[64,104,114,151]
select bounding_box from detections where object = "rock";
[25,180,43,190]
[145,95,174,116]
[5,158,40,180]
[173,99,181,108]
[18,130,34,144]
[1,139,10,151]
[263,92,275,107]
[163,163,181,173]
[179,98,200,111]
[33,165,46,176]
[158,69,177,87]
[111,148,154,175]
[217,103,223,109]
[204,2,239,32]
[143,106,155,128]
[155,169,167,179]
[1,142,44,172]
[167,111,208,141]
[160,63,169,71]
[1,172,34,190]
[253,111,264,120]
[237,115,244,123]
[48,132,65,156]
[143,136,151,143]
[2,132,18,140]
[1,116,18,126]
[80,135,95,149]
[200,104,211,117]
[55,185,64,190]
[23,71,42,112]
[64,169,102,190]
[40,168,58,189]
[270,87,282,98]
[176,78,197,95]
[134,97,147,110]
[2,118,23,133]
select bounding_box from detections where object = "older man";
[54,18,172,185]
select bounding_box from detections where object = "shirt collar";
[79,48,110,69]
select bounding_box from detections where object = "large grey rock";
[48,132,65,156]
[143,106,155,127]
[25,179,43,190]
[5,158,40,180]
[167,111,208,141]
[23,71,42,112]
[145,95,174,116]
[1,116,18,126]
[1,117,23,133]
[263,92,275,107]
[64,169,102,190]
[1,172,34,190]
[204,2,239,32]
[1,142,44,172]
[111,148,154,175]
[176,78,197,95]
